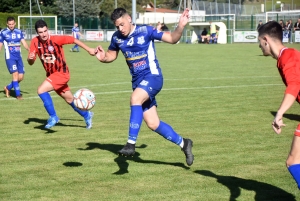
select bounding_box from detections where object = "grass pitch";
[0,42,300,200]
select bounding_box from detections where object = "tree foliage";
[97,0,149,18]
[0,0,58,14]
[56,0,101,18]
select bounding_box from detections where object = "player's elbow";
[27,59,34,65]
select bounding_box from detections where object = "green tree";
[56,0,101,18]
[0,0,27,13]
[0,0,58,14]
[98,0,149,18]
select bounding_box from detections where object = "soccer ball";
[73,88,96,110]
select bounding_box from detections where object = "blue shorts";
[134,75,163,111]
[6,58,25,74]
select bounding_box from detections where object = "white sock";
[127,140,136,144]
[179,139,184,148]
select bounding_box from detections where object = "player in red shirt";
[258,21,300,189]
[27,19,95,129]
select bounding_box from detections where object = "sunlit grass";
[0,42,300,200]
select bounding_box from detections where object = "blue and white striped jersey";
[72,26,80,39]
[108,25,164,85]
[0,28,25,59]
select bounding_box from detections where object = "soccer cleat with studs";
[45,116,60,129]
[3,86,10,98]
[84,111,94,129]
[118,143,135,157]
[181,138,194,166]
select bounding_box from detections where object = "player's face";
[7,20,16,31]
[37,26,49,42]
[258,36,271,56]
[114,15,132,37]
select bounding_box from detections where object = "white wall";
[135,10,206,25]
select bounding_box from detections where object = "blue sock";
[12,81,21,96]
[128,105,143,144]
[6,82,13,90]
[288,164,300,189]
[70,101,89,118]
[154,121,183,145]
[39,92,57,117]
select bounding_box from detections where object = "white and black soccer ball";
[73,88,96,110]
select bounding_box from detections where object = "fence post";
[251,15,254,30]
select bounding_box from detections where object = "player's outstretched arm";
[74,39,95,55]
[21,39,29,51]
[161,8,190,44]
[272,93,295,134]
[95,45,118,63]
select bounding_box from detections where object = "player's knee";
[146,120,160,130]
[130,95,143,105]
[287,158,293,167]
[286,155,299,167]
[37,87,43,94]
[65,97,73,104]
[147,122,158,130]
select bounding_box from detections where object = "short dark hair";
[258,21,283,41]
[35,19,48,32]
[7,17,15,22]
[111,8,127,23]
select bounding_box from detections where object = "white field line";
[0,83,282,101]
[71,76,279,89]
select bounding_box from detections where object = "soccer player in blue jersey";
[70,22,82,52]
[0,17,29,99]
[95,8,194,166]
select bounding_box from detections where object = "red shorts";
[46,72,70,95]
[294,124,300,136]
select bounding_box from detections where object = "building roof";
[145,7,180,13]
[145,2,180,13]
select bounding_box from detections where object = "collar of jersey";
[128,24,136,37]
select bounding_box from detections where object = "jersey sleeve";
[108,32,120,51]
[21,30,25,40]
[54,35,75,46]
[280,50,300,98]
[0,31,4,43]
[148,26,164,41]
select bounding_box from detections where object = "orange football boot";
[3,86,10,98]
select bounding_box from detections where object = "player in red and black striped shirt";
[27,19,95,129]
[258,21,300,190]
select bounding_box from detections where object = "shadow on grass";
[23,117,85,133]
[270,111,300,122]
[195,170,296,201]
[63,162,83,167]
[78,142,189,174]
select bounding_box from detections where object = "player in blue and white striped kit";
[0,17,29,99]
[70,22,82,52]
[95,8,194,166]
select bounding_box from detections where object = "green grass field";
[1,42,300,200]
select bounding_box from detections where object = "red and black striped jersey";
[277,48,300,103]
[29,35,74,77]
